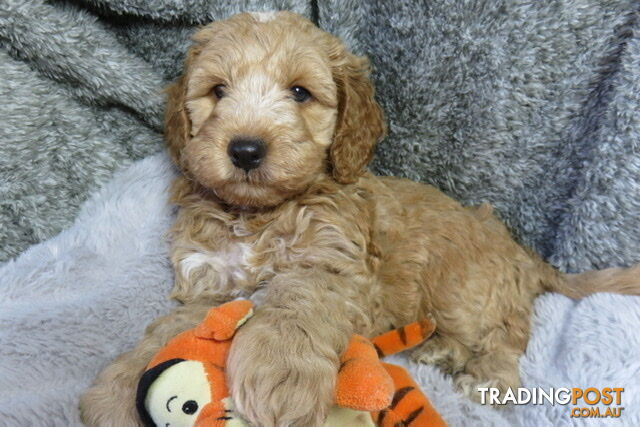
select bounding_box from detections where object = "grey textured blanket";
[2,0,640,270]
[322,0,640,273]
[1,0,640,425]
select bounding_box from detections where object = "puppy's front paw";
[228,321,338,426]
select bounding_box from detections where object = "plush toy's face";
[143,360,373,427]
[142,360,245,427]
[145,360,212,426]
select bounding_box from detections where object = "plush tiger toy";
[136,300,445,427]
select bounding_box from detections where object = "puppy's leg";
[454,349,521,402]
[417,308,527,402]
[412,331,522,402]
[411,333,471,375]
[228,269,365,427]
[410,272,532,401]
[80,303,212,426]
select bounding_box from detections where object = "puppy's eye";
[212,84,227,99]
[290,86,311,103]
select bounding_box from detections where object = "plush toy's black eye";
[212,84,227,99]
[182,400,198,415]
[290,86,311,103]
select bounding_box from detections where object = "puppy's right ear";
[329,50,386,184]
[164,44,202,168]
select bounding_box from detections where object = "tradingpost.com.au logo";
[478,387,625,419]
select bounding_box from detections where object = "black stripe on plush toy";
[404,405,425,425]
[136,358,185,427]
[397,326,408,345]
[373,343,384,358]
[390,386,414,409]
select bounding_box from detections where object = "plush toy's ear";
[194,300,253,341]
[329,47,386,184]
[334,335,394,412]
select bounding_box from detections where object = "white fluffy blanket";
[1,153,638,426]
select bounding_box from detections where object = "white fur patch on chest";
[180,243,253,286]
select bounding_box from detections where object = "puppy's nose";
[227,137,266,172]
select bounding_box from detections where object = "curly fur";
[81,11,640,427]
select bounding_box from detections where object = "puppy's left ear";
[330,52,386,184]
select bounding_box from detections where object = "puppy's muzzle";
[228,137,266,172]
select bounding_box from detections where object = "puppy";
[80,11,640,426]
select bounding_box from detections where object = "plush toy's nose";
[227,137,266,172]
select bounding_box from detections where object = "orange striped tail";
[371,318,436,358]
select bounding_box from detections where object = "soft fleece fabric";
[1,0,640,425]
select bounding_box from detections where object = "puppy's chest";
[177,218,301,296]
[174,204,364,301]
[180,240,254,279]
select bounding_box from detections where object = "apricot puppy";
[80,11,640,427]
